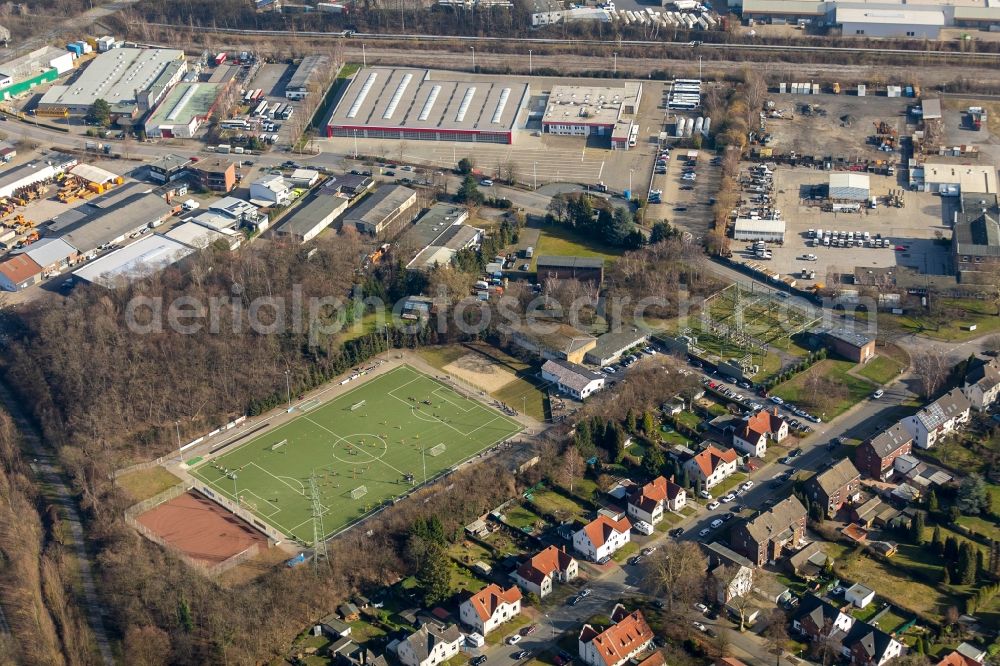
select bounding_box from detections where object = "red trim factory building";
[325,67,529,145]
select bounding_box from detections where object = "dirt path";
[0,381,114,665]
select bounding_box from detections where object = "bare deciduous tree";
[913,348,949,399]
[641,542,707,613]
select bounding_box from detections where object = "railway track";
[145,23,1000,63]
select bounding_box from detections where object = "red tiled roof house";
[459,584,522,636]
[578,605,654,666]
[512,546,578,598]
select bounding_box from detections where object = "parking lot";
[743,167,952,287]
[646,144,720,237]
[245,63,302,147]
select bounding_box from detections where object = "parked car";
[722,493,736,503]
[788,448,802,458]
[567,596,581,606]
[710,518,723,528]
[698,528,710,538]
[693,621,707,632]
[707,501,720,510]
[507,635,522,645]
[872,389,885,399]
[770,396,784,405]
[699,490,712,500]
[694,603,709,614]
[741,480,754,490]
[578,588,592,598]
[669,527,684,537]
[472,657,488,666]
[512,651,531,661]
[521,625,537,636]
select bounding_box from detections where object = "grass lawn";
[529,489,589,522]
[485,614,533,645]
[770,359,875,419]
[504,505,546,532]
[871,607,909,634]
[661,430,692,447]
[452,562,487,596]
[338,309,392,343]
[856,355,905,385]
[348,618,388,644]
[675,411,702,430]
[918,438,983,476]
[709,472,748,498]
[417,345,469,370]
[116,467,182,502]
[448,539,494,567]
[190,365,521,543]
[612,542,640,563]
[532,224,624,269]
[885,298,1000,342]
[836,550,960,620]
[483,530,528,558]
[955,514,1000,542]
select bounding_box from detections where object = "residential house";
[578,605,654,666]
[733,409,788,457]
[512,546,578,598]
[573,514,631,562]
[684,445,739,490]
[704,543,755,604]
[786,542,829,580]
[249,174,291,206]
[396,622,463,666]
[730,496,807,566]
[844,622,904,666]
[804,459,861,518]
[793,594,855,640]
[937,650,984,666]
[330,639,388,666]
[717,659,749,666]
[901,389,971,448]
[627,476,685,526]
[541,359,605,400]
[850,496,884,529]
[963,357,1000,411]
[855,423,912,480]
[459,584,522,636]
[191,158,237,193]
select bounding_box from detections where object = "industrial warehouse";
[542,82,643,140]
[143,82,228,139]
[37,47,185,117]
[325,67,530,144]
[737,0,1000,35]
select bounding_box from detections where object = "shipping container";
[214,52,227,66]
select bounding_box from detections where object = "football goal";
[428,443,446,457]
[271,439,287,451]
[350,485,368,500]
[349,400,367,411]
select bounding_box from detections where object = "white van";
[633,520,654,536]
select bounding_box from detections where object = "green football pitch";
[190,365,522,544]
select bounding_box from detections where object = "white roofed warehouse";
[144,82,227,139]
[37,48,185,119]
[542,82,642,137]
[829,173,870,202]
[325,67,529,145]
[733,218,786,242]
[835,6,944,38]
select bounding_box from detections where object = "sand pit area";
[443,352,519,392]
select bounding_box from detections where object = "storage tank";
[675,118,685,137]
[694,117,704,134]
[684,117,694,137]
[697,16,709,29]
[702,116,711,136]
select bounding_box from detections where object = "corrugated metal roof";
[835,6,944,25]
[741,0,824,14]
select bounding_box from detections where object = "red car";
[708,382,717,389]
